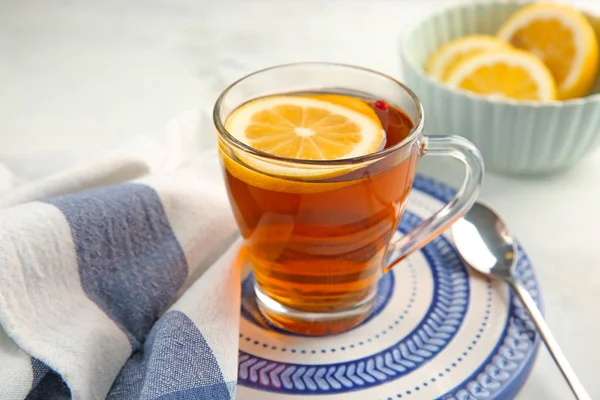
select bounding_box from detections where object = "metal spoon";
[451,202,590,400]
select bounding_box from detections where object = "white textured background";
[1,1,600,398]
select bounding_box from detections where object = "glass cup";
[214,62,484,335]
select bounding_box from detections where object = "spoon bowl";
[451,203,516,278]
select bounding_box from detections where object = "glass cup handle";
[384,135,484,272]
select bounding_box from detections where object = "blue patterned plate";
[236,174,541,400]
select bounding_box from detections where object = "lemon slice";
[497,3,599,100]
[226,95,384,161]
[426,35,513,80]
[444,49,557,101]
[220,94,385,193]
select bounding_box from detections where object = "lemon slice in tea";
[226,95,385,160]
[224,95,385,182]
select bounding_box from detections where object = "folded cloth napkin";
[0,111,242,400]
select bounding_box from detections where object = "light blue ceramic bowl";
[400,1,600,175]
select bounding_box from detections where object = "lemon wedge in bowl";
[426,35,513,80]
[443,48,557,101]
[497,2,599,100]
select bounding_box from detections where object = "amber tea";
[220,93,417,334]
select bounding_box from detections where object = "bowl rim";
[399,0,600,108]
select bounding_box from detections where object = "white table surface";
[1,0,599,398]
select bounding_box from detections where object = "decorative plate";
[236,174,541,400]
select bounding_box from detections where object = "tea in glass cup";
[214,63,484,335]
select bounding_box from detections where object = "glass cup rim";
[213,61,425,166]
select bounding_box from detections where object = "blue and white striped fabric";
[0,112,242,399]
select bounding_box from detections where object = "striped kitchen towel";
[0,111,242,400]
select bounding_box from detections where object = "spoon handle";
[507,278,590,400]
